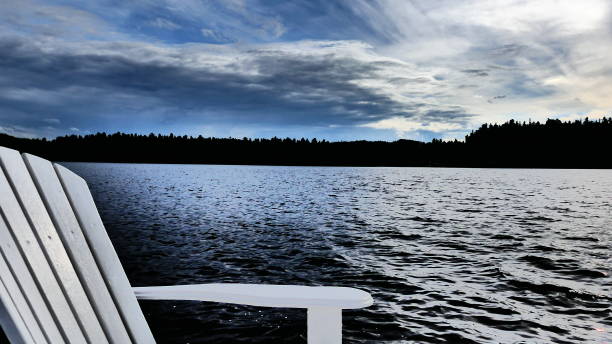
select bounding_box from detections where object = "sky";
[1,0,611,141]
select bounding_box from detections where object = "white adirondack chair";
[0,146,373,344]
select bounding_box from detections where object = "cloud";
[347,0,612,125]
[487,95,506,103]
[149,18,180,30]
[0,0,127,41]
[361,116,465,133]
[132,0,286,42]
[200,29,232,42]
[0,0,611,140]
[462,69,489,77]
[0,35,474,138]
[0,124,56,139]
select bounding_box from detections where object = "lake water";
[63,163,611,344]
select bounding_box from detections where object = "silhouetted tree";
[0,117,610,168]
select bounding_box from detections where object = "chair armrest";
[133,283,373,309]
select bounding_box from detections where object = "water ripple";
[63,164,612,343]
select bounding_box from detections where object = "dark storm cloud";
[422,109,474,122]
[0,36,472,135]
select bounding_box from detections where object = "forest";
[1,118,610,168]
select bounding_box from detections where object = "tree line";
[0,117,610,168]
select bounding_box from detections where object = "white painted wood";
[0,207,64,344]
[0,247,47,344]
[307,307,342,344]
[0,284,28,344]
[24,154,132,344]
[0,259,31,344]
[0,155,86,343]
[0,149,109,344]
[55,163,155,344]
[133,284,373,309]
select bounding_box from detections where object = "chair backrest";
[0,147,155,343]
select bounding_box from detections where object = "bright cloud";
[361,117,464,133]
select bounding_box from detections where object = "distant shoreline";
[2,118,611,169]
[58,161,612,170]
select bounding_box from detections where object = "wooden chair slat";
[24,154,133,344]
[0,148,87,343]
[0,244,48,344]
[55,163,156,344]
[0,253,34,344]
[5,151,110,343]
[0,209,63,344]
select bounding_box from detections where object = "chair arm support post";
[307,307,341,344]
